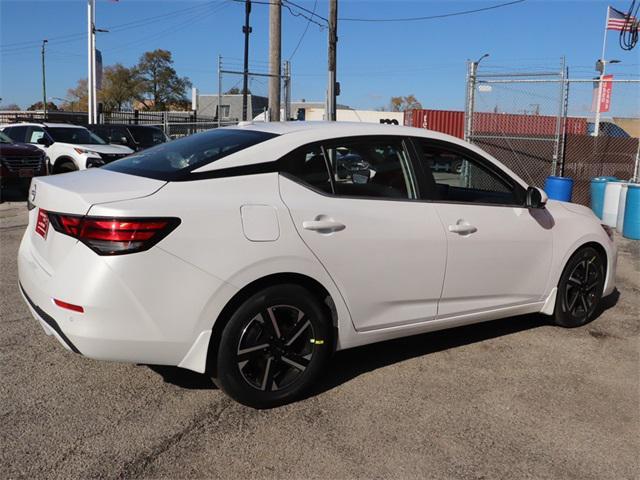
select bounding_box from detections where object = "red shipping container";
[404,109,587,138]
[404,109,465,138]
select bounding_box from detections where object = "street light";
[41,40,48,119]
[593,59,621,137]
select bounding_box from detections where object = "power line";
[0,1,222,53]
[231,0,326,28]
[288,0,318,60]
[339,0,525,22]
[103,3,231,55]
[283,0,327,23]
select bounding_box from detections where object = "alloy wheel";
[236,305,315,392]
[564,255,602,318]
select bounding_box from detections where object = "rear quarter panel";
[87,173,354,349]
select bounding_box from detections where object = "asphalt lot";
[1,188,638,480]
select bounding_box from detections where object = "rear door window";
[323,137,416,199]
[103,128,277,180]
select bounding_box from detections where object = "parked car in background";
[0,130,48,190]
[88,124,170,151]
[587,121,631,138]
[18,122,617,408]
[0,123,133,173]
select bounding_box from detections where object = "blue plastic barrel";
[622,183,640,240]
[544,176,574,202]
[590,176,618,219]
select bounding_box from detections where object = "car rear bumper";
[19,283,80,353]
[17,228,232,368]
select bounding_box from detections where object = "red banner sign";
[592,75,614,113]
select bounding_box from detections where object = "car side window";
[4,126,28,143]
[280,145,333,194]
[415,140,523,206]
[27,127,46,144]
[323,137,416,199]
[111,127,129,144]
[93,126,110,142]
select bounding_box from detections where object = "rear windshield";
[103,128,277,180]
[48,127,107,145]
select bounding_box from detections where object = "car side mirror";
[526,186,548,209]
[37,137,52,147]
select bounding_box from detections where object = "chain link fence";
[466,62,639,206]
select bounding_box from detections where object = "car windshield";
[103,128,277,180]
[128,126,169,145]
[47,127,107,145]
[0,131,13,144]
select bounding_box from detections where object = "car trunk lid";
[27,169,166,272]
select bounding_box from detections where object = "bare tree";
[389,94,422,112]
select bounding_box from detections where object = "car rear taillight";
[48,213,180,255]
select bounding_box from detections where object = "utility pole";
[327,0,338,121]
[268,0,281,121]
[217,54,222,127]
[41,40,48,119]
[241,0,252,121]
[87,0,95,124]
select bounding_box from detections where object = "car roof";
[0,122,87,129]
[229,120,470,145]
[199,121,529,189]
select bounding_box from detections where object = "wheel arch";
[205,272,338,377]
[51,156,78,173]
[550,239,610,296]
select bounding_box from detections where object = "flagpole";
[594,6,610,137]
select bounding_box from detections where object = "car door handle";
[302,219,346,233]
[448,221,477,235]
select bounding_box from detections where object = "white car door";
[412,138,554,317]
[279,136,447,332]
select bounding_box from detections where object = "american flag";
[606,6,636,31]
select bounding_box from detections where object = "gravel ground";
[1,193,638,480]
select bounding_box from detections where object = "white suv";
[0,123,133,173]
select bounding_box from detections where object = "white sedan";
[18,122,617,408]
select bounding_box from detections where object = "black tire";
[54,160,77,174]
[554,246,605,328]
[214,284,332,408]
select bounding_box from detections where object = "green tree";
[135,49,191,110]
[389,94,422,112]
[100,64,142,111]
[27,101,59,111]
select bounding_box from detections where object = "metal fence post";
[463,60,477,188]
[551,56,567,177]
[463,60,476,143]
